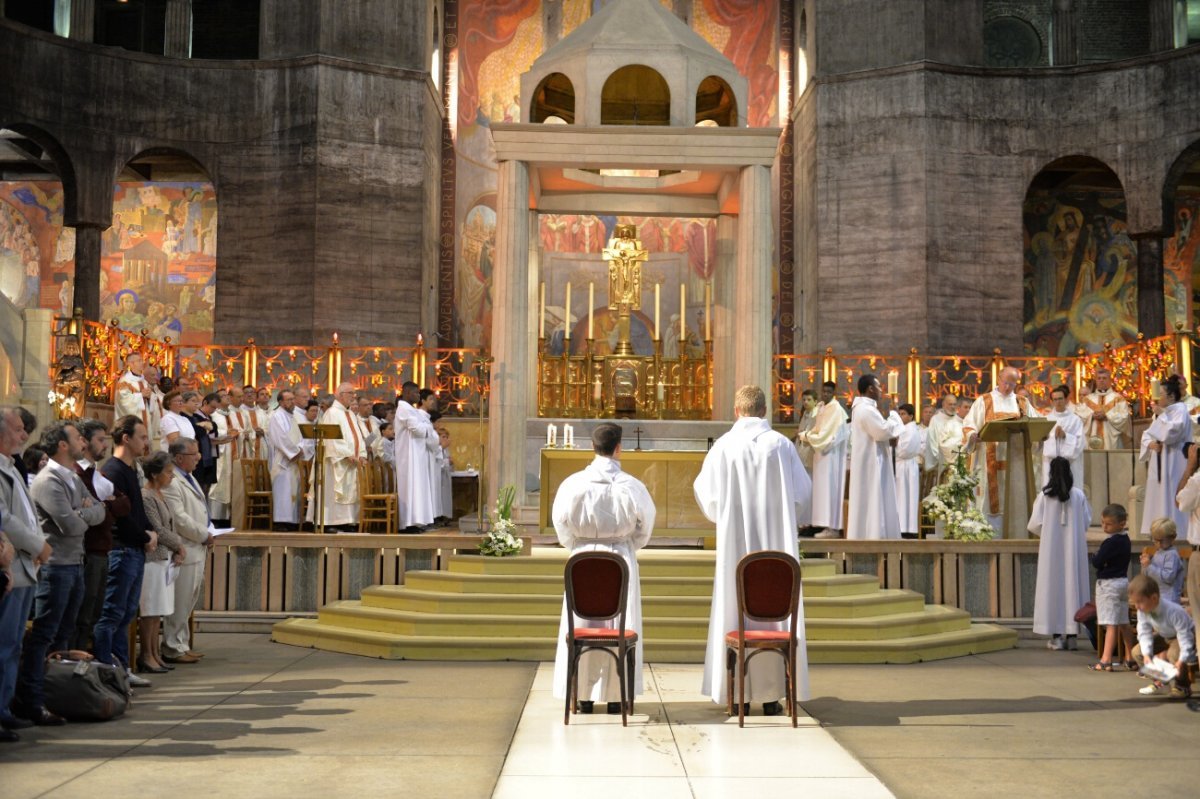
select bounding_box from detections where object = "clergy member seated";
[552,422,655,714]
[694,385,812,716]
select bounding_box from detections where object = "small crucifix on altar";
[602,223,649,356]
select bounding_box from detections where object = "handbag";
[1074,601,1097,624]
[42,650,131,721]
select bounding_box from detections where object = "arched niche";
[600,65,670,126]
[107,148,217,345]
[695,75,737,127]
[1162,140,1200,335]
[531,72,576,125]
[1023,155,1133,356]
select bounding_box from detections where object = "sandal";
[1124,660,1139,671]
[1089,662,1114,672]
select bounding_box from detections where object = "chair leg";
[626,646,635,717]
[737,645,746,728]
[564,645,576,725]
[789,644,798,728]
[725,648,735,717]
[618,644,628,727]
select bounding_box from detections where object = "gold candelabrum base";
[536,337,713,420]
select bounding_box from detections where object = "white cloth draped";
[1029,488,1091,636]
[1139,401,1193,536]
[894,421,924,534]
[926,410,964,478]
[694,416,812,704]
[798,400,848,530]
[394,401,436,528]
[847,396,904,540]
[268,407,304,523]
[114,370,148,423]
[551,455,656,702]
[1076,390,1131,449]
[208,410,233,519]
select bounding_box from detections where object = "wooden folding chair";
[241,458,274,530]
[357,460,396,533]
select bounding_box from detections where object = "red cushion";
[725,630,790,643]
[572,627,637,639]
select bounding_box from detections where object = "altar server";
[894,403,924,537]
[551,423,656,711]
[1029,456,1091,651]
[796,381,848,538]
[1041,385,1085,488]
[694,385,811,715]
[394,382,435,531]
[847,374,904,540]
[418,390,444,521]
[268,389,305,529]
[1140,375,1193,536]
[306,382,364,531]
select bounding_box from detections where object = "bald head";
[997,367,1020,396]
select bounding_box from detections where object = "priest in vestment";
[796,381,848,538]
[207,389,242,526]
[894,403,924,537]
[394,381,435,531]
[1139,376,1193,536]
[847,374,904,540]
[962,367,1041,534]
[226,386,256,528]
[551,423,655,711]
[253,388,273,462]
[144,364,165,451]
[114,353,150,427]
[306,382,364,530]
[925,394,963,481]
[268,389,304,529]
[1041,385,1085,489]
[694,385,811,714]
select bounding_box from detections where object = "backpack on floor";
[42,650,131,721]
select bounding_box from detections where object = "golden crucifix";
[602,223,648,356]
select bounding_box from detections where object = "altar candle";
[679,283,687,341]
[704,282,712,341]
[654,283,660,340]
[593,376,602,403]
[657,380,664,402]
[887,370,899,396]
[588,282,594,339]
[564,282,571,341]
[547,424,555,447]
[539,282,545,339]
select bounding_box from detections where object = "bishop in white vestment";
[551,423,656,705]
[894,405,924,536]
[846,375,904,540]
[796,383,848,533]
[268,390,305,526]
[306,384,364,528]
[1140,378,1193,536]
[694,386,811,709]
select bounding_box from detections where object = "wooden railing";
[200,532,532,614]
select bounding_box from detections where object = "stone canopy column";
[733,164,774,411]
[72,225,103,322]
[164,0,193,58]
[487,159,531,508]
[712,213,736,419]
[1148,0,1182,51]
[1051,0,1078,66]
[1133,232,1166,337]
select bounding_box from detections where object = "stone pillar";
[20,308,55,432]
[733,165,774,410]
[67,0,94,41]
[1051,0,1077,66]
[525,209,540,418]
[487,159,530,507]
[712,214,736,420]
[164,0,193,58]
[72,225,103,322]
[1133,233,1166,337]
[1148,0,1176,51]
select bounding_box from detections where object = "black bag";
[43,650,131,721]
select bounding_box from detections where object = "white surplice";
[1139,401,1193,535]
[207,409,234,520]
[961,390,1041,533]
[926,410,964,479]
[305,399,362,526]
[694,415,812,704]
[268,406,304,524]
[114,370,148,425]
[894,420,924,534]
[394,400,436,528]
[846,396,904,540]
[1040,409,1085,489]
[1077,389,1131,449]
[1029,487,1091,636]
[793,407,818,471]
[551,455,656,702]
[798,400,848,530]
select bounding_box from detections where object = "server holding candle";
[846,373,905,540]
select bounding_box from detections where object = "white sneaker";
[126,669,152,688]
[814,529,841,539]
[1046,636,1065,651]
[1139,682,1164,696]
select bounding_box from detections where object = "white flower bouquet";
[921,451,996,541]
[479,484,523,556]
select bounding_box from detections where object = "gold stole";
[1083,392,1121,440]
[980,393,1029,515]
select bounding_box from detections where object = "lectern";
[978,417,1055,538]
[300,423,343,534]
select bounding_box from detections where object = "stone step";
[445,552,838,579]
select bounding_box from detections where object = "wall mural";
[1167,196,1200,333]
[0,180,217,345]
[450,0,778,349]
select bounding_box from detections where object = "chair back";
[736,550,801,625]
[564,551,629,634]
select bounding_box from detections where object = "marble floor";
[493,662,894,799]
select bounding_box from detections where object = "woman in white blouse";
[159,390,196,452]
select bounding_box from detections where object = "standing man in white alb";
[267,389,305,530]
[796,381,848,539]
[894,403,924,537]
[551,423,655,714]
[306,382,364,532]
[394,382,435,532]
[925,393,963,482]
[143,364,165,451]
[114,353,150,429]
[847,374,904,540]
[1041,385,1085,489]
[694,385,811,717]
[961,367,1040,533]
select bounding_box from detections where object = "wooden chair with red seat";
[562,551,638,727]
[725,549,803,728]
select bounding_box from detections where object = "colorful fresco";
[1023,191,1138,356]
[1166,195,1200,332]
[0,181,71,312]
[450,0,779,349]
[101,182,217,346]
[455,201,497,351]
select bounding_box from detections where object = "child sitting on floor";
[1129,573,1195,698]
[1089,504,1134,672]
[1142,518,1186,604]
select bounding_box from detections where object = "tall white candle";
[539,282,545,339]
[704,282,711,341]
[564,282,572,341]
[588,282,594,340]
[887,371,899,396]
[547,424,555,447]
[679,283,687,341]
[654,282,660,341]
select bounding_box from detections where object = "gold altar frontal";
[539,448,712,537]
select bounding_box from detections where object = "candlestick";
[657,380,664,402]
[654,282,660,340]
[887,370,899,396]
[704,282,711,341]
[539,282,545,339]
[546,424,555,447]
[564,282,571,341]
[679,283,687,341]
[588,282,594,340]
[593,376,602,404]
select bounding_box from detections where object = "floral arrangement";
[921,451,996,541]
[479,484,522,557]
